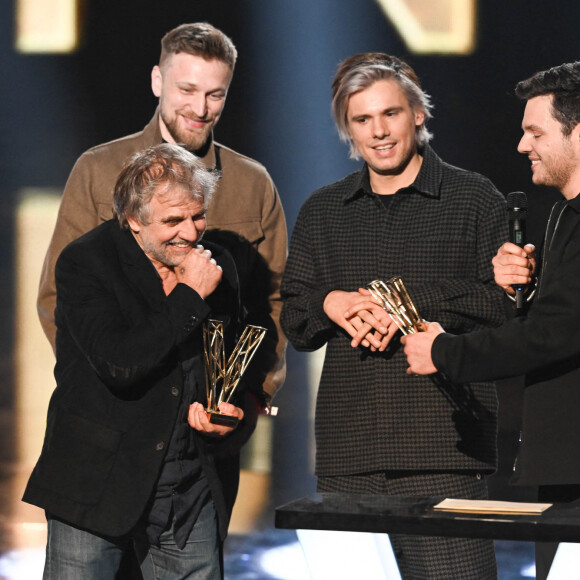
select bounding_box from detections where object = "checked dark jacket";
[281,145,508,478]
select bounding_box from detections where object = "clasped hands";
[324,243,537,371]
[323,288,398,351]
[323,287,444,374]
[323,286,443,369]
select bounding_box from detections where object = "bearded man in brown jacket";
[39,22,287,409]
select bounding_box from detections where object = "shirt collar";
[343,144,443,202]
[566,191,580,212]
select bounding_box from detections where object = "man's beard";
[162,110,213,152]
[544,157,576,192]
[140,234,197,269]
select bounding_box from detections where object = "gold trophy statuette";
[367,277,423,335]
[203,320,267,427]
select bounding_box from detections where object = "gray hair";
[113,143,218,229]
[331,53,433,159]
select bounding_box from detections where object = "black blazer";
[24,220,241,538]
[433,195,580,486]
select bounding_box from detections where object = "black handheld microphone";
[506,191,528,311]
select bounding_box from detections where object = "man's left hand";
[401,322,444,375]
[188,401,244,437]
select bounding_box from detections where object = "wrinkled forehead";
[152,183,203,208]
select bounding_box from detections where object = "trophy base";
[205,409,240,428]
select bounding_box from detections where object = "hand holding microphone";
[493,192,536,311]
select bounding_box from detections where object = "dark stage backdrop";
[1,0,575,507]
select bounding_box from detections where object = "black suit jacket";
[23,220,241,538]
[433,195,580,486]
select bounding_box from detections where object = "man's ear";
[414,109,425,128]
[151,66,162,98]
[126,215,141,233]
[573,122,580,145]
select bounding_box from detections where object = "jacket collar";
[566,191,580,212]
[111,222,167,305]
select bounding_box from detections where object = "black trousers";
[318,470,497,580]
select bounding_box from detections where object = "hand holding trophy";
[203,320,267,427]
[367,276,423,335]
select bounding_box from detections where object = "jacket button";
[171,387,179,397]
[155,442,165,451]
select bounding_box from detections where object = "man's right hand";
[323,289,395,351]
[492,242,536,295]
[175,245,223,298]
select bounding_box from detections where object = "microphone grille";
[507,191,527,218]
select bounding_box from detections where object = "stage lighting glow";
[376,0,476,54]
[0,548,45,579]
[16,0,79,53]
[15,190,60,464]
[258,540,311,579]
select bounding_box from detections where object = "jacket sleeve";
[432,219,580,382]
[55,244,211,390]
[38,151,111,352]
[255,177,288,400]
[280,203,336,352]
[407,181,508,333]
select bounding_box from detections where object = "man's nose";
[371,118,388,138]
[189,93,208,118]
[181,219,202,242]
[517,134,531,154]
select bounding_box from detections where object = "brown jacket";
[38,111,287,399]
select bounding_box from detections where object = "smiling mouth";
[374,143,395,151]
[184,116,206,126]
[169,241,193,249]
[178,113,212,129]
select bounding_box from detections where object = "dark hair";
[113,143,218,229]
[331,53,433,159]
[515,61,580,136]
[159,22,237,70]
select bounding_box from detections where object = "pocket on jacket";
[37,410,122,505]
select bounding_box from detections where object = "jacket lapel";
[112,224,167,310]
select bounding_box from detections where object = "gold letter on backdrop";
[376,0,476,54]
[16,0,79,53]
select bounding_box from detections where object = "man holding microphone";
[403,60,580,580]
